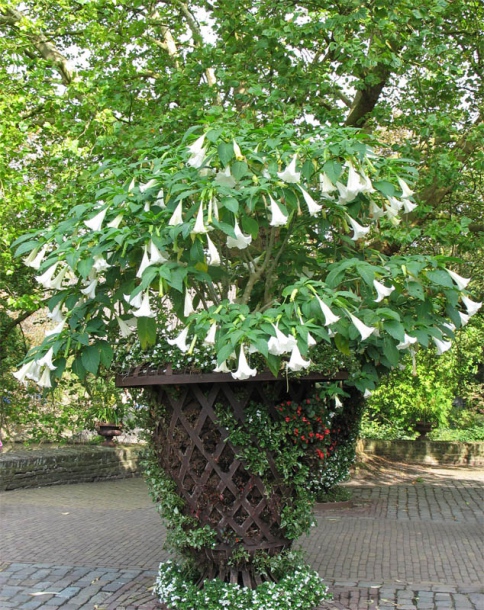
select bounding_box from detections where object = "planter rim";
[115,365,348,388]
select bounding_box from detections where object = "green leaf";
[217,341,235,364]
[373,180,396,197]
[72,355,86,381]
[78,257,94,279]
[323,160,342,184]
[98,341,114,368]
[221,197,239,214]
[383,338,400,367]
[425,269,454,288]
[383,319,405,341]
[334,333,351,356]
[218,142,234,166]
[137,317,157,350]
[242,215,259,238]
[81,345,101,375]
[232,161,248,181]
[407,281,425,300]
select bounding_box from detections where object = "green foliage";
[154,559,330,610]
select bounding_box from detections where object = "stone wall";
[0,445,143,491]
[358,439,484,466]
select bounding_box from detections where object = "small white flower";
[155,189,165,207]
[267,325,297,355]
[387,196,404,212]
[136,246,151,278]
[461,295,482,316]
[349,312,376,341]
[184,290,194,317]
[287,344,311,371]
[334,395,343,408]
[214,165,237,188]
[396,333,418,350]
[397,176,415,198]
[133,291,155,318]
[167,327,190,352]
[84,208,107,232]
[363,389,372,398]
[402,199,418,213]
[48,302,64,323]
[93,255,110,273]
[204,322,217,345]
[299,186,322,216]
[433,337,452,355]
[347,216,370,240]
[192,204,208,234]
[233,139,243,160]
[231,347,257,380]
[24,245,47,269]
[373,279,395,303]
[459,312,470,326]
[226,219,252,250]
[446,269,470,291]
[206,234,221,266]
[168,202,183,226]
[307,332,317,347]
[277,155,300,183]
[107,214,123,229]
[315,295,340,326]
[38,367,53,388]
[80,278,98,299]
[269,196,288,227]
[369,200,385,219]
[384,205,401,225]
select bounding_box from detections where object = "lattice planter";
[117,366,347,588]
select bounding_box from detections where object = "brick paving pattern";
[0,467,483,609]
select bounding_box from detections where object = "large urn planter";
[116,366,348,588]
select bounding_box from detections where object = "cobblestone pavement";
[0,465,483,609]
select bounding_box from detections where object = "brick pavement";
[0,468,483,609]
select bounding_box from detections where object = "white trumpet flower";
[187,134,207,168]
[402,199,418,213]
[167,327,190,352]
[155,188,165,207]
[214,360,231,373]
[446,269,470,291]
[204,322,217,345]
[136,246,151,278]
[231,347,257,380]
[133,291,155,318]
[49,266,69,290]
[349,313,376,341]
[277,155,300,183]
[459,312,470,326]
[124,292,143,309]
[215,165,236,188]
[396,333,418,350]
[80,278,98,299]
[13,360,40,384]
[461,295,482,316]
[38,367,53,388]
[299,186,322,216]
[397,177,415,198]
[315,295,340,326]
[107,214,123,229]
[84,208,107,232]
[48,302,64,323]
[139,179,157,193]
[347,216,370,240]
[287,344,311,372]
[373,279,395,303]
[192,204,208,234]
[369,200,384,219]
[149,241,167,264]
[233,139,243,160]
[334,395,343,408]
[93,255,110,273]
[269,196,288,227]
[433,337,452,355]
[208,197,219,222]
[38,348,56,371]
[168,202,183,226]
[184,290,195,317]
[206,234,221,266]
[319,173,337,195]
[36,263,59,289]
[24,245,47,269]
[268,325,297,356]
[45,319,66,337]
[226,219,252,249]
[117,316,136,338]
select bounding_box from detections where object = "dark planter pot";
[414,420,433,441]
[116,366,348,587]
[96,423,123,446]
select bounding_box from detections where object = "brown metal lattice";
[117,370,347,587]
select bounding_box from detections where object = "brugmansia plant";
[12,116,481,396]
[12,115,482,609]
